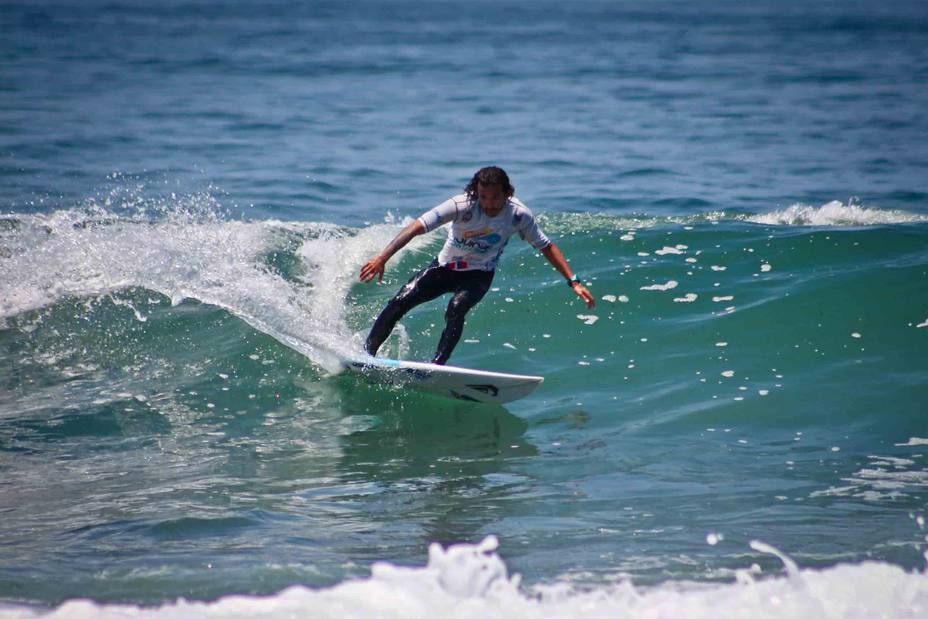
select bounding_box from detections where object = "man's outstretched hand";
[359,255,387,283]
[572,282,596,309]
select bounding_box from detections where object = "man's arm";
[540,243,596,309]
[359,219,427,283]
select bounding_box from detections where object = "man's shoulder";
[448,193,471,207]
[426,194,470,217]
[508,197,535,221]
[437,194,473,215]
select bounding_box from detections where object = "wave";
[0,197,421,372]
[2,537,925,618]
[3,195,928,616]
[2,195,926,372]
[535,200,927,236]
[742,200,928,226]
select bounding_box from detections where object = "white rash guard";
[417,194,551,271]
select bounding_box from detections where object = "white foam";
[641,280,678,292]
[673,293,698,303]
[4,537,927,619]
[576,314,599,326]
[746,200,928,226]
[813,449,928,501]
[0,198,398,372]
[869,455,915,467]
[897,438,928,447]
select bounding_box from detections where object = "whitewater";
[4,537,928,618]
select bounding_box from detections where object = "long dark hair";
[464,166,515,202]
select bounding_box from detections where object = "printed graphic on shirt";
[450,236,501,255]
[463,227,494,239]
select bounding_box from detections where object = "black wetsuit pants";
[364,260,494,365]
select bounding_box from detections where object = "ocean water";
[2,0,928,616]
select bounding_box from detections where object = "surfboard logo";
[466,384,499,397]
[400,368,431,381]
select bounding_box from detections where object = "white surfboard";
[341,356,544,404]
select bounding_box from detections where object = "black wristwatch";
[567,274,580,286]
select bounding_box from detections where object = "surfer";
[359,166,595,365]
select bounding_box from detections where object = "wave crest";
[745,200,928,226]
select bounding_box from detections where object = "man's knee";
[445,294,475,323]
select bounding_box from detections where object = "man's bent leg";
[364,261,449,357]
[431,270,493,365]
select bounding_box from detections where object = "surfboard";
[340,356,544,404]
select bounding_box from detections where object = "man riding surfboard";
[360,166,595,365]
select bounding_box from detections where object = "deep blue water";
[3,0,927,223]
[1,1,928,616]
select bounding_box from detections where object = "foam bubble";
[641,280,678,292]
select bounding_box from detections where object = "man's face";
[477,183,507,217]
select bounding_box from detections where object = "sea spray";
[0,200,401,372]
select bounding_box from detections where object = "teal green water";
[2,209,926,606]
